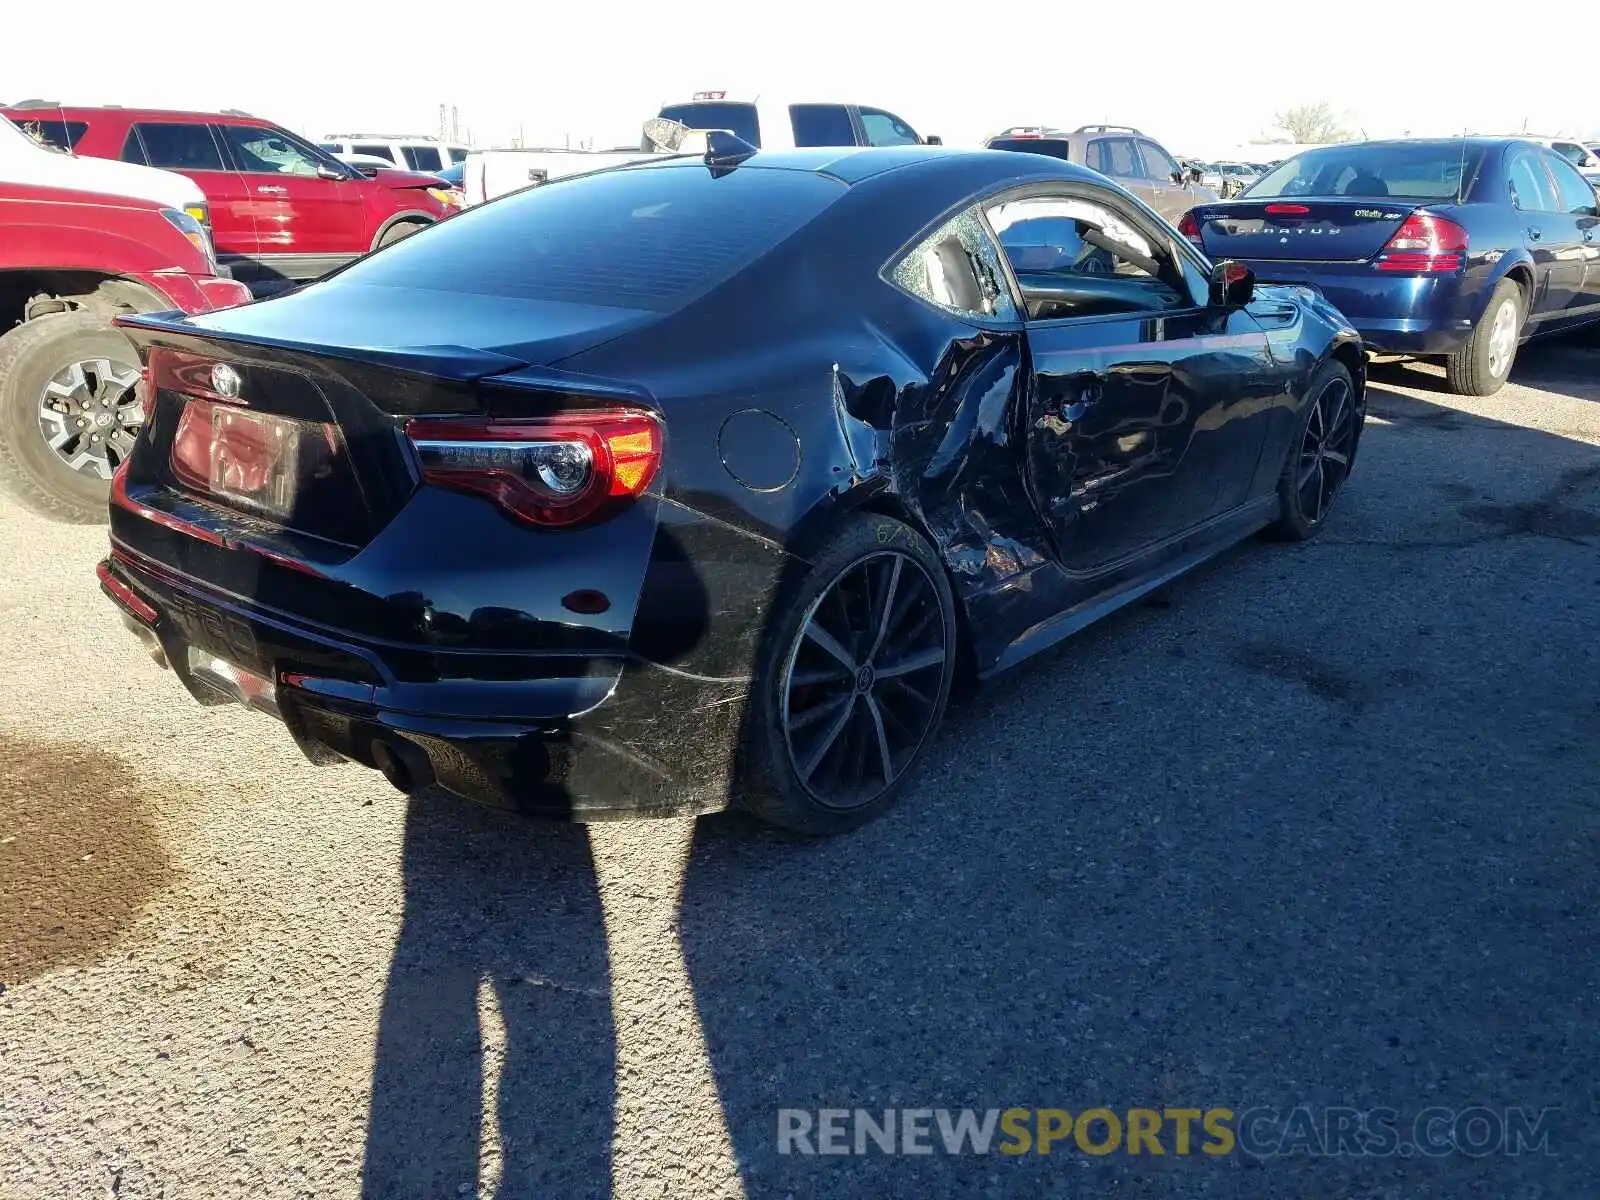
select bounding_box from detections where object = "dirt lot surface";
[1,338,1597,1198]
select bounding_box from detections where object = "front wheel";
[1267,359,1363,541]
[0,312,143,523]
[740,515,958,835]
[1445,279,1522,396]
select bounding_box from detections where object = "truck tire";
[1444,278,1522,397]
[377,220,427,248]
[0,312,143,524]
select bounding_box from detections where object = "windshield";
[1246,142,1487,200]
[327,163,844,311]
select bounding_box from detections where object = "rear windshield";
[987,138,1073,160]
[1247,143,1487,200]
[326,163,844,311]
[656,102,761,148]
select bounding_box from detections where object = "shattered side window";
[889,208,1019,322]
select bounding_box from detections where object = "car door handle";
[1527,226,1542,241]
[255,185,287,195]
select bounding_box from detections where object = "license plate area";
[169,398,342,523]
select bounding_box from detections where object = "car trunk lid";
[1189,198,1422,262]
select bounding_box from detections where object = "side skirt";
[981,495,1279,679]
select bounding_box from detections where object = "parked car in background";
[983,124,1217,225]
[100,144,1363,835]
[1,104,455,296]
[317,135,472,175]
[464,93,939,204]
[0,178,251,521]
[1179,137,1600,395]
[1213,161,1262,198]
[1491,135,1600,187]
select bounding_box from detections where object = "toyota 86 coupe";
[100,139,1366,835]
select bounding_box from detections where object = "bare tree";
[1265,102,1354,145]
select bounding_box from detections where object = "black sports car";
[101,141,1365,835]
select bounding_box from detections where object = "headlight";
[161,208,217,270]
[427,187,464,209]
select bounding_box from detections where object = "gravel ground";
[1,336,1597,1199]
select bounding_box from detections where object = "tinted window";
[1552,141,1587,165]
[789,104,856,148]
[889,207,1018,321]
[120,129,147,165]
[318,142,341,153]
[657,103,761,148]
[135,123,226,171]
[448,146,470,163]
[1507,151,1557,211]
[1544,153,1598,214]
[403,146,443,172]
[987,138,1074,160]
[353,144,397,162]
[1138,139,1179,181]
[859,107,920,147]
[1089,138,1138,176]
[11,118,87,151]
[218,124,323,176]
[1250,143,1486,200]
[331,164,843,310]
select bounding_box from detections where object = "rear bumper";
[99,549,749,820]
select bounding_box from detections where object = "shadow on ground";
[674,384,1600,1196]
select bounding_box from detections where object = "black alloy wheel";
[744,515,957,834]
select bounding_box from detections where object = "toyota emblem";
[211,363,242,399]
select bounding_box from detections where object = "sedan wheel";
[745,515,957,834]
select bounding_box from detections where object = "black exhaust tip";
[370,740,414,794]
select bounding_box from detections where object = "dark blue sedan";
[1179,138,1600,394]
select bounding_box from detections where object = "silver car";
[984,124,1219,225]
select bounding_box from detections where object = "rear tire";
[739,514,957,836]
[0,312,141,524]
[1445,278,1522,396]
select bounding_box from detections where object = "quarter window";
[132,123,226,171]
[889,208,1018,321]
[12,118,87,151]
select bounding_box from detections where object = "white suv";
[317,135,471,176]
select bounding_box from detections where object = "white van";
[317,135,471,176]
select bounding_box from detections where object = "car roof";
[625,145,1096,188]
[1,105,274,127]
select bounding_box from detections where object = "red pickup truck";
[0,181,252,521]
[3,104,453,295]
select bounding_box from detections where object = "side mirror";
[316,162,346,181]
[1208,259,1255,307]
[923,134,942,146]
[1170,169,1186,185]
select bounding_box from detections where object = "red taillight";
[404,411,662,528]
[1177,210,1201,241]
[1375,212,1468,273]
